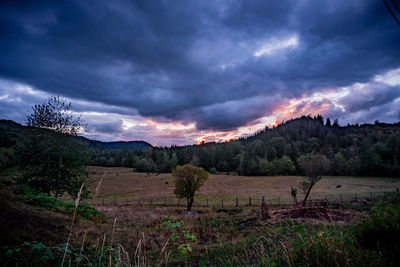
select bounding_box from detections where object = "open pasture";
[89,166,400,206]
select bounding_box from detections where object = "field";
[2,166,400,266]
[90,166,400,206]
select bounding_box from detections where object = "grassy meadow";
[1,166,400,266]
[89,166,400,205]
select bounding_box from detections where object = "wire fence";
[83,189,399,209]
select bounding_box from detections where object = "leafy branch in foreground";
[160,216,197,259]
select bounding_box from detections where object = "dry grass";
[89,166,400,205]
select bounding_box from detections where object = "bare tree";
[298,153,331,206]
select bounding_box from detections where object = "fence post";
[277,197,280,206]
[249,196,252,206]
[235,197,238,207]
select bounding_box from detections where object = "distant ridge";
[89,140,152,150]
[0,119,152,150]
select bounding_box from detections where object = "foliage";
[3,115,400,177]
[209,167,217,174]
[354,205,400,265]
[1,241,119,267]
[15,184,104,221]
[160,216,197,258]
[16,96,90,198]
[298,153,331,177]
[173,164,209,210]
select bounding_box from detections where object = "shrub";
[209,167,217,174]
[15,184,104,221]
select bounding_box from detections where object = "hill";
[89,140,152,150]
[0,119,152,169]
[125,115,400,176]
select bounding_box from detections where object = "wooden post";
[235,197,238,207]
[277,197,280,206]
[261,196,270,220]
[249,196,252,206]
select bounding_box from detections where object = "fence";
[83,190,399,209]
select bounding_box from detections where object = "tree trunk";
[393,153,399,167]
[302,186,313,207]
[187,196,194,211]
[302,176,321,207]
[58,151,63,180]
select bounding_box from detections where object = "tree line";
[2,108,400,178]
[87,115,400,177]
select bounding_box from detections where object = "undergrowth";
[15,184,105,221]
[2,189,399,266]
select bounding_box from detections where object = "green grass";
[15,184,105,222]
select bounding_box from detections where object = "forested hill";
[127,116,400,177]
[2,116,400,177]
[0,119,152,169]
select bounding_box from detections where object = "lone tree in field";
[298,153,331,206]
[173,164,209,211]
[18,96,89,198]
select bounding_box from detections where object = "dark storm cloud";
[339,82,400,113]
[186,95,286,130]
[0,0,399,131]
[88,120,124,134]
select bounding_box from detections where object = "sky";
[1,0,400,146]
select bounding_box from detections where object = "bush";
[209,167,217,174]
[354,206,400,265]
[1,241,117,267]
[15,184,104,221]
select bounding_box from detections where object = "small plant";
[160,216,197,259]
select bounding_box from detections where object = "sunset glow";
[0,1,399,146]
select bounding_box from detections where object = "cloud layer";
[1,0,400,145]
